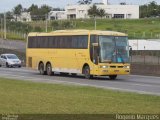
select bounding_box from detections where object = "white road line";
[0,73,160,96]
[0,73,159,88]
[1,68,160,79]
[130,74,160,79]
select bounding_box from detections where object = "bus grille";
[110,66,116,68]
[118,66,123,68]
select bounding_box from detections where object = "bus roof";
[28,29,127,37]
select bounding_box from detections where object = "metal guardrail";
[130,50,160,65]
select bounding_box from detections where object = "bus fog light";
[124,66,130,69]
[100,65,109,68]
[125,70,130,72]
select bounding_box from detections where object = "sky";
[0,0,160,12]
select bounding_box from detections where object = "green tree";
[28,4,52,20]
[6,11,13,20]
[140,5,148,18]
[28,4,39,20]
[148,1,158,16]
[28,4,38,14]
[39,5,52,20]
[97,9,106,18]
[13,4,23,21]
[140,1,160,18]
[88,5,99,18]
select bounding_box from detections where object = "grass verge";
[0,77,159,114]
[29,18,160,39]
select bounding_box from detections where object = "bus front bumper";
[92,64,130,76]
[98,68,130,76]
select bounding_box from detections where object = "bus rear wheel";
[39,63,46,75]
[46,63,53,76]
[109,75,117,80]
[83,66,93,79]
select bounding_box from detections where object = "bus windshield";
[99,36,129,63]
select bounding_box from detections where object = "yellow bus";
[26,30,130,80]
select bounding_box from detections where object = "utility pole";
[45,14,48,32]
[4,12,6,39]
[1,18,3,38]
[94,16,96,30]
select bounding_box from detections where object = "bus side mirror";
[129,46,132,56]
[97,56,100,64]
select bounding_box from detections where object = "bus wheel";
[109,75,117,80]
[39,63,45,75]
[83,66,93,79]
[46,63,53,76]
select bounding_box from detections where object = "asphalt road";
[0,67,160,96]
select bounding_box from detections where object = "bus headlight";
[124,66,130,69]
[100,65,109,68]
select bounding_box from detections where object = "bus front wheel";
[46,63,53,76]
[83,66,93,79]
[109,75,117,80]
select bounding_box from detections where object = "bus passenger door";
[92,43,99,75]
[92,43,99,65]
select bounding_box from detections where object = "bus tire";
[109,75,117,80]
[83,66,93,79]
[39,62,46,75]
[46,63,53,76]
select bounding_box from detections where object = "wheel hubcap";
[47,65,51,75]
[85,68,89,78]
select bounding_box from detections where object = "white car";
[0,54,22,68]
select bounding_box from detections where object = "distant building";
[65,3,139,19]
[66,5,89,19]
[48,11,67,20]
[13,12,32,22]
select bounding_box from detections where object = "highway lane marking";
[1,68,160,79]
[1,67,160,82]
[0,73,160,96]
[0,72,160,88]
[125,83,153,87]
[130,74,160,79]
[1,72,159,88]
